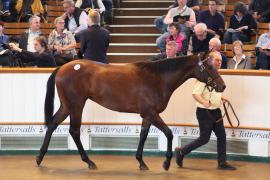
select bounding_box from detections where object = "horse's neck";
[162,58,197,92]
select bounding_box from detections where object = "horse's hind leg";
[69,107,97,169]
[36,106,69,166]
[136,118,151,170]
[150,114,173,171]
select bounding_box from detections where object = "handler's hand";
[222,96,229,102]
[203,101,211,108]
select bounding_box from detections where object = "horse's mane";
[134,55,197,74]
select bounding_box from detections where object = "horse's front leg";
[150,114,173,171]
[136,118,151,170]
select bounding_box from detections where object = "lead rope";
[203,86,240,128]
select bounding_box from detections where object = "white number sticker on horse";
[74,64,81,70]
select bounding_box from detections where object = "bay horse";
[36,53,226,171]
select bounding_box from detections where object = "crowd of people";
[0,0,110,67]
[0,0,270,69]
[153,0,270,70]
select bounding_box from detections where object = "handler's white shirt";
[192,80,222,109]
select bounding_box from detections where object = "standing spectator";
[209,37,227,69]
[151,40,179,61]
[227,40,253,69]
[80,9,110,63]
[188,23,214,55]
[62,0,88,41]
[249,0,270,23]
[256,23,270,69]
[9,36,56,67]
[18,15,43,53]
[223,2,257,44]
[198,0,224,39]
[0,21,10,66]
[48,17,78,66]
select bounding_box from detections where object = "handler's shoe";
[218,162,236,170]
[175,147,184,167]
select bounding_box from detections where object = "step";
[113,16,158,25]
[108,25,159,33]
[108,53,158,63]
[47,1,63,6]
[113,8,168,16]
[110,33,160,43]
[108,43,158,53]
[120,1,173,8]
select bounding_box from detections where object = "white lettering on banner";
[0,125,270,141]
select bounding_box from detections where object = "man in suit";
[80,9,110,63]
[18,15,43,52]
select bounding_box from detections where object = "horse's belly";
[90,95,138,113]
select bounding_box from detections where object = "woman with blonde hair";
[227,40,253,69]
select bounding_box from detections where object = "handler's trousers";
[181,107,227,164]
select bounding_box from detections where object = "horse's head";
[194,52,226,92]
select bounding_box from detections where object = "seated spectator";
[75,0,105,14]
[75,0,107,25]
[166,23,185,53]
[255,23,270,69]
[188,23,214,55]
[156,0,196,55]
[0,0,17,22]
[15,0,46,22]
[62,0,88,41]
[0,21,10,66]
[209,37,227,68]
[198,0,224,39]
[151,40,179,61]
[227,40,252,69]
[48,17,77,66]
[155,0,199,34]
[157,22,185,53]
[18,15,43,54]
[9,36,56,67]
[223,2,257,44]
[169,0,200,17]
[249,0,270,23]
[80,9,110,63]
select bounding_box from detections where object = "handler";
[175,51,236,170]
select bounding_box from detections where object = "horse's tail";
[44,67,60,126]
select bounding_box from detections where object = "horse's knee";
[69,128,80,137]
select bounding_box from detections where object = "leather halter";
[197,54,220,92]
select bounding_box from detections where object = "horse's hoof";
[139,164,149,171]
[163,160,170,171]
[36,156,42,166]
[88,163,97,170]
